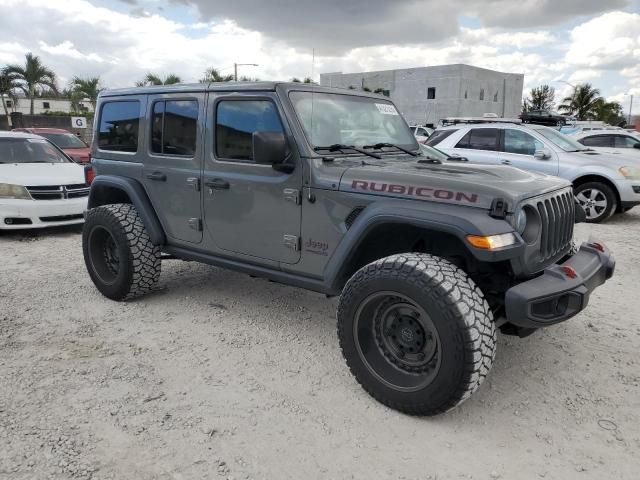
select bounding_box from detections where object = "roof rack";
[439,117,522,127]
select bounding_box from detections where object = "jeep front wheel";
[337,253,496,415]
[83,203,161,301]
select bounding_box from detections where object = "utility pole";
[628,94,634,126]
[234,63,259,81]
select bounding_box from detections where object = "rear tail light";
[84,165,95,185]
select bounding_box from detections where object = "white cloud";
[39,41,105,63]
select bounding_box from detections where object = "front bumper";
[504,241,615,328]
[0,197,87,229]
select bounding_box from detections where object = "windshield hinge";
[489,198,508,219]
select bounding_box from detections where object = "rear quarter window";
[98,100,141,153]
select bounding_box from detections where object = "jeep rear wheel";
[338,253,496,416]
[83,203,161,301]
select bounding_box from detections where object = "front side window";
[151,100,198,156]
[289,91,416,150]
[580,135,612,147]
[504,129,544,155]
[613,135,640,148]
[456,128,499,151]
[216,100,283,161]
[0,138,69,164]
[98,101,140,152]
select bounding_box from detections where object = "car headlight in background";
[0,183,32,200]
[619,166,640,180]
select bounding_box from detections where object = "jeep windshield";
[289,91,418,155]
[531,126,589,152]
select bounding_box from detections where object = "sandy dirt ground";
[1,211,639,480]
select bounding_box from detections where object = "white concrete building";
[320,64,524,126]
[3,97,94,115]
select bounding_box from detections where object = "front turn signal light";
[467,233,517,250]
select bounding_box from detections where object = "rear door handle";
[146,171,167,181]
[205,178,230,190]
[501,160,511,165]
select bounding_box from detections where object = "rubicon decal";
[350,180,479,204]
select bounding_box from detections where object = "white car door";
[500,128,559,175]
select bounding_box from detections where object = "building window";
[6,100,12,108]
[216,100,283,162]
[479,89,485,101]
[43,101,50,109]
[493,92,499,102]
[427,87,436,100]
[464,90,468,99]
[98,100,140,153]
[151,99,198,156]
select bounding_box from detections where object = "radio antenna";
[310,48,316,146]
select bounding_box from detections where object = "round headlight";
[514,209,527,234]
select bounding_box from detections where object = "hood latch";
[489,198,508,219]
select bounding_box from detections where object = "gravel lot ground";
[1,211,639,480]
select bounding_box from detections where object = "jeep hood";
[339,157,571,211]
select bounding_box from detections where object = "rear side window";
[151,100,198,156]
[98,101,140,152]
[456,128,499,151]
[424,129,457,146]
[580,135,612,147]
[216,100,283,162]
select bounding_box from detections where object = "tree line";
[0,52,315,116]
[523,83,626,125]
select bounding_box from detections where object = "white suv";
[428,123,640,222]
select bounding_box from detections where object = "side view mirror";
[253,131,288,165]
[533,149,551,160]
[633,143,640,149]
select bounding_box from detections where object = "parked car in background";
[520,110,568,127]
[428,122,640,222]
[410,125,433,143]
[12,127,91,164]
[570,131,640,157]
[0,132,88,229]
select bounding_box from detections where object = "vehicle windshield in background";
[531,126,588,152]
[419,144,450,162]
[0,138,70,164]
[39,133,87,149]
[289,91,417,152]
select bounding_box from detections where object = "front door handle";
[205,178,230,190]
[501,160,511,165]
[146,171,167,181]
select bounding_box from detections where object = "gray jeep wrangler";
[82,83,615,415]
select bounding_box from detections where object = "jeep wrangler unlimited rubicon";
[82,83,615,416]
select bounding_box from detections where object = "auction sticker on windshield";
[375,104,399,115]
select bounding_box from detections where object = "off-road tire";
[338,253,496,416]
[574,182,617,223]
[83,203,161,301]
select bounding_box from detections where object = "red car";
[12,127,91,164]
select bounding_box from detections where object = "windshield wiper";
[363,143,418,157]
[313,144,381,159]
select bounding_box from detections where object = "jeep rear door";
[142,94,205,244]
[202,93,302,264]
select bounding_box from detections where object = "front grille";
[534,189,575,262]
[39,214,84,222]
[26,184,90,200]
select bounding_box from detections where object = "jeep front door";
[203,95,301,264]
[143,95,204,244]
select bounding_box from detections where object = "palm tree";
[199,68,233,83]
[70,76,101,109]
[593,100,625,126]
[0,69,19,118]
[558,83,604,120]
[4,52,58,115]
[136,73,182,87]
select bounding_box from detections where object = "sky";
[0,0,638,113]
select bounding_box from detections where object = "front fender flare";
[88,175,166,246]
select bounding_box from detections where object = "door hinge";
[188,218,203,231]
[283,188,301,205]
[283,234,300,251]
[186,177,201,192]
